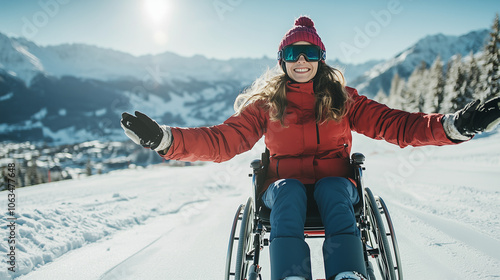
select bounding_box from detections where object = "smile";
[294,68,310,73]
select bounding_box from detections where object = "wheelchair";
[225,151,403,280]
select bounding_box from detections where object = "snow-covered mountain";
[0,32,373,86]
[0,28,490,144]
[353,29,490,97]
[0,32,378,144]
[0,32,275,84]
[0,32,277,144]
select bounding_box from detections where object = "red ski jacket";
[160,81,457,190]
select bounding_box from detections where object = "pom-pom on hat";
[278,16,326,52]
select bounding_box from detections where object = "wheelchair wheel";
[364,188,401,280]
[225,197,255,280]
[377,196,403,279]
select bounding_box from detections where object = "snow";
[40,126,96,146]
[0,92,13,102]
[1,129,500,279]
[11,41,44,73]
[31,108,47,121]
[57,109,66,117]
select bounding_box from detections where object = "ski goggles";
[277,45,326,62]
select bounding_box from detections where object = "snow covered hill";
[353,29,490,97]
[1,128,499,280]
[0,70,247,144]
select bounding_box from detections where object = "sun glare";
[144,0,169,24]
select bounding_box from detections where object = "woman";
[121,16,500,280]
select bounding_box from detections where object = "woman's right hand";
[120,111,172,152]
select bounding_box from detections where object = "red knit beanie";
[278,16,326,53]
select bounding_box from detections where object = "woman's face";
[284,41,319,83]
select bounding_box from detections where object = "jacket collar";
[286,80,314,94]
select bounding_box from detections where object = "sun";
[143,0,169,24]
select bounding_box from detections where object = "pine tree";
[374,88,388,104]
[460,52,481,105]
[387,73,405,109]
[483,13,500,100]
[452,62,468,112]
[401,61,427,112]
[442,55,465,113]
[86,159,92,176]
[27,158,42,186]
[424,56,445,113]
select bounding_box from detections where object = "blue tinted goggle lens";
[279,45,325,62]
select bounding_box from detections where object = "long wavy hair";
[234,62,352,125]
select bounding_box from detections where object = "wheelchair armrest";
[251,159,262,170]
[351,152,365,165]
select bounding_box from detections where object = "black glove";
[120,111,172,151]
[454,97,500,137]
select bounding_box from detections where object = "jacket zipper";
[316,123,320,144]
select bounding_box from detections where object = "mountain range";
[0,29,490,144]
[353,29,490,95]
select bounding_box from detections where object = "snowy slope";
[1,129,500,279]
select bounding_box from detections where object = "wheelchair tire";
[225,197,255,280]
[225,203,244,280]
[364,188,398,280]
[377,196,403,279]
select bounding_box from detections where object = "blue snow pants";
[262,177,367,280]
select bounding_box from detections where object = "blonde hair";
[234,62,351,125]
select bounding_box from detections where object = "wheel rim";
[377,196,403,279]
[225,204,244,280]
[364,188,396,280]
[235,197,254,280]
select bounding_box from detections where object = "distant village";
[0,140,196,190]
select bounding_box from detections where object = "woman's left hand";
[454,97,500,137]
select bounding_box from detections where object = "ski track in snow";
[1,130,500,279]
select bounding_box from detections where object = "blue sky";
[0,0,498,64]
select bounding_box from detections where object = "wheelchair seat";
[256,186,325,231]
[256,183,363,232]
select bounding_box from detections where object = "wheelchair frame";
[225,152,403,280]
